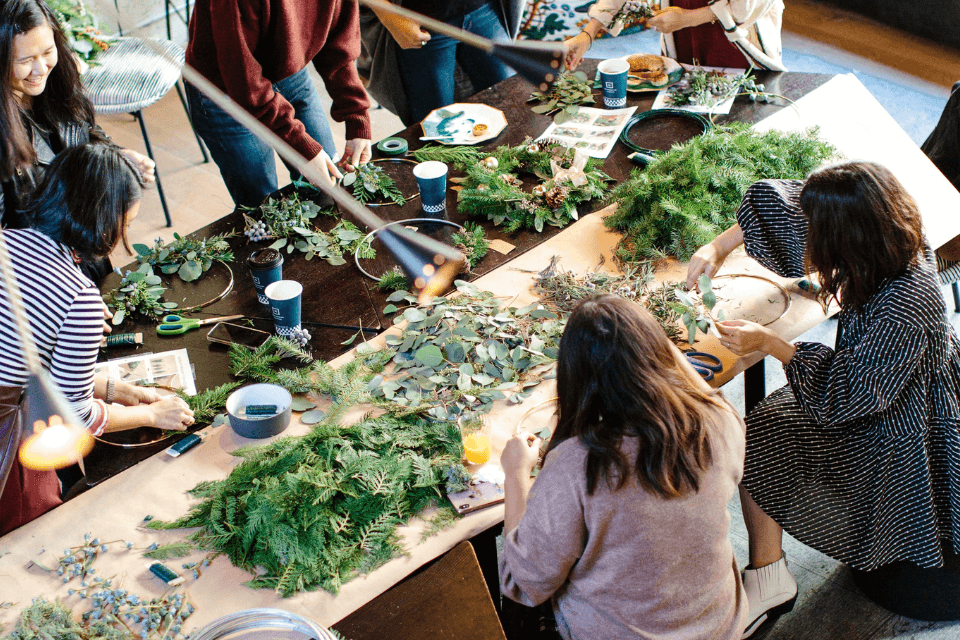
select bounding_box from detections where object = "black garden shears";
[685,351,723,381]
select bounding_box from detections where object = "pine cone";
[455,243,472,271]
[545,185,570,208]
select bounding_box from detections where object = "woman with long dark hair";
[688,161,960,637]
[0,0,154,232]
[499,294,747,640]
[0,144,193,536]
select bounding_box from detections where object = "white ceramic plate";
[420,103,508,145]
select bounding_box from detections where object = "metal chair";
[81,0,209,227]
[164,0,193,40]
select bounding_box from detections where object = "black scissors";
[685,351,723,381]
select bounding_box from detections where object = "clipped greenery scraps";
[103,264,179,325]
[375,267,409,292]
[378,280,564,420]
[527,70,595,124]
[665,67,770,109]
[450,222,489,272]
[132,231,236,283]
[534,260,686,345]
[605,124,837,262]
[342,163,405,206]
[242,193,373,264]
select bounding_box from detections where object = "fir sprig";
[174,382,241,424]
[412,145,481,166]
[375,267,408,292]
[342,163,406,206]
[606,124,837,262]
[450,222,489,271]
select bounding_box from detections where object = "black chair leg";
[953,281,959,313]
[175,81,210,163]
[134,110,173,227]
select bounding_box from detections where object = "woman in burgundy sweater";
[185,0,372,208]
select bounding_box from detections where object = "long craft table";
[2,68,959,634]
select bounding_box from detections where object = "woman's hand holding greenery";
[716,320,796,364]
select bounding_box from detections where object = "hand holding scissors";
[157,314,244,336]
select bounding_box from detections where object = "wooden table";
[3,67,959,633]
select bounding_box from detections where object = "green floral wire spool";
[619,109,712,166]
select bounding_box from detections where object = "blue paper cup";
[598,58,630,108]
[413,161,448,216]
[264,280,302,337]
[248,249,283,305]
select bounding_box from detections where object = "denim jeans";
[186,67,336,208]
[395,2,511,126]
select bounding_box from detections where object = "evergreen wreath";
[418,139,612,233]
[605,124,837,262]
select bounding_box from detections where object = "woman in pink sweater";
[500,294,747,639]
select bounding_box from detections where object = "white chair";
[82,36,208,227]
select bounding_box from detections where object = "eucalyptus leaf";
[290,397,318,412]
[178,260,203,282]
[383,304,398,314]
[414,344,444,368]
[299,409,326,425]
[403,308,427,323]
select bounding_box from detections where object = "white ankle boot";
[740,554,798,639]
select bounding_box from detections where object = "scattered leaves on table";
[528,70,595,124]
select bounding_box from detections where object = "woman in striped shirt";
[0,144,194,535]
[688,161,960,637]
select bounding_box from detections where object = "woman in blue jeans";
[367,1,524,126]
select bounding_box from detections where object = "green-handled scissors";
[157,314,244,335]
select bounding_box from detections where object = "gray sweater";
[500,410,747,640]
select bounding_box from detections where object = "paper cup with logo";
[264,280,302,337]
[413,161,448,216]
[598,58,629,108]
[247,249,283,305]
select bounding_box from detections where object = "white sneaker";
[740,554,798,639]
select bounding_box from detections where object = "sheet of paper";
[537,106,637,158]
[651,65,748,115]
[95,348,197,396]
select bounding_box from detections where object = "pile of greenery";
[606,124,837,262]
[147,412,465,597]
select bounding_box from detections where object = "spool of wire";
[376,137,409,156]
[101,333,143,348]
[619,109,711,166]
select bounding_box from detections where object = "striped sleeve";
[49,287,106,429]
[785,318,927,426]
[736,179,808,278]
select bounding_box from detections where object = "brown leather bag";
[0,385,61,536]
